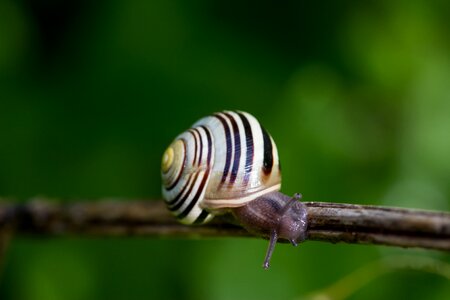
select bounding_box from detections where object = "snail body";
[161,111,307,269]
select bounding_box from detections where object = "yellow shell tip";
[161,147,174,173]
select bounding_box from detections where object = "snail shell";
[161,111,281,224]
[161,110,307,269]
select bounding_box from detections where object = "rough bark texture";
[0,199,449,251]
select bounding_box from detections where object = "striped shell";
[161,111,281,225]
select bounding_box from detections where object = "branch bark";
[0,198,449,251]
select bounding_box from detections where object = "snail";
[161,111,308,269]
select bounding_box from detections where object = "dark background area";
[0,0,449,299]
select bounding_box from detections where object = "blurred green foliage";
[0,0,449,299]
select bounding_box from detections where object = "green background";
[0,0,449,299]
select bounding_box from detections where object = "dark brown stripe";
[166,139,187,191]
[237,112,254,185]
[224,112,241,185]
[188,130,198,166]
[176,170,208,217]
[193,209,211,224]
[261,125,273,175]
[193,128,203,166]
[166,172,194,206]
[214,113,232,184]
[169,172,200,212]
[177,126,213,220]
[200,125,213,165]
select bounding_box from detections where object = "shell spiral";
[161,111,281,225]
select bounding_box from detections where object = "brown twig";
[0,198,449,251]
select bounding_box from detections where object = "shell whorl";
[161,111,281,225]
